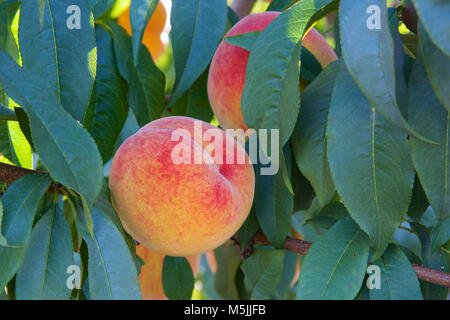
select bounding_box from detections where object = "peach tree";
[0,0,449,300]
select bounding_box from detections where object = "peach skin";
[207,11,338,130]
[109,116,255,256]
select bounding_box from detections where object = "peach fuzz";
[137,245,200,300]
[207,11,338,130]
[109,116,255,256]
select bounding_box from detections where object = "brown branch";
[231,0,256,19]
[2,162,449,288]
[412,264,450,288]
[246,230,450,288]
[0,162,64,194]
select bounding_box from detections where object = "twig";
[231,0,256,19]
[0,162,64,194]
[245,230,450,288]
[1,162,449,288]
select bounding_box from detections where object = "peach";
[109,116,255,256]
[207,11,338,130]
[136,245,200,300]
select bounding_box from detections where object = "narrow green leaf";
[430,219,450,253]
[170,0,227,104]
[0,52,104,207]
[418,23,450,112]
[162,256,195,300]
[15,207,74,300]
[408,49,450,221]
[307,201,348,230]
[241,249,285,300]
[224,31,261,52]
[412,0,450,56]
[19,0,97,121]
[77,207,141,300]
[291,60,339,205]
[88,0,115,18]
[0,199,6,246]
[407,175,430,222]
[339,0,435,144]
[213,241,242,300]
[297,216,370,300]
[0,174,52,290]
[327,65,414,261]
[367,244,423,300]
[109,22,166,127]
[85,26,128,163]
[170,69,213,123]
[237,207,259,249]
[242,0,338,149]
[254,146,293,249]
[130,0,159,63]
[1,174,52,246]
[14,107,33,150]
[0,0,19,62]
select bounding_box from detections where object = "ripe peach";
[109,116,255,256]
[207,11,338,130]
[137,245,200,300]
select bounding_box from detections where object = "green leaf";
[407,176,430,222]
[254,145,293,249]
[412,0,450,56]
[170,69,213,123]
[339,0,435,144]
[170,0,227,104]
[242,0,338,149]
[109,22,166,127]
[267,0,298,12]
[237,206,259,249]
[413,223,449,300]
[14,107,33,150]
[162,256,195,300]
[0,0,19,62]
[88,0,115,18]
[408,49,450,221]
[85,26,128,163]
[214,241,241,300]
[327,65,414,261]
[0,52,104,207]
[430,219,450,253]
[0,103,16,120]
[224,31,261,52]
[297,216,370,300]
[15,207,74,300]
[19,0,97,122]
[77,207,141,300]
[1,174,52,246]
[129,0,159,63]
[0,199,6,246]
[241,249,285,300]
[291,60,339,205]
[0,174,52,290]
[367,244,423,300]
[307,201,348,230]
[418,23,450,112]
